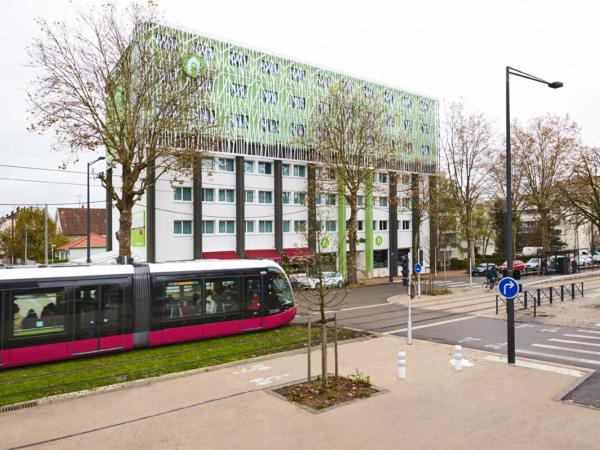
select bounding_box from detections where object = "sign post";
[414,263,423,298]
[498,276,519,363]
[408,251,412,345]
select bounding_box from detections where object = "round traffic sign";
[414,263,423,274]
[498,277,519,299]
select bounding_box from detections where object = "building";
[108,23,439,278]
[57,232,107,261]
[56,207,106,261]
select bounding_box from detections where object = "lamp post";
[87,156,105,263]
[505,66,562,364]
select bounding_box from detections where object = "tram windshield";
[266,269,294,313]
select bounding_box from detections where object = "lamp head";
[548,81,563,89]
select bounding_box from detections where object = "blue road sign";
[498,277,519,299]
[414,263,423,274]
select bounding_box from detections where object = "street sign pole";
[417,272,421,298]
[408,251,412,345]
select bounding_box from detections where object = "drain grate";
[559,371,600,410]
[0,400,39,413]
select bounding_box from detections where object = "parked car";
[472,263,497,276]
[593,251,600,263]
[498,260,527,273]
[525,258,541,273]
[577,250,592,267]
[291,272,345,289]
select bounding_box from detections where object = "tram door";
[73,285,125,354]
[240,276,263,330]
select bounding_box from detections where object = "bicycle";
[482,279,497,292]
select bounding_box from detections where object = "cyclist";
[484,265,498,288]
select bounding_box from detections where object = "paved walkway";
[1,336,598,449]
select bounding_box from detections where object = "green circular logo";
[181,55,205,79]
[375,236,383,246]
[320,237,330,249]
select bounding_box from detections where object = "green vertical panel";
[337,178,347,278]
[365,175,374,275]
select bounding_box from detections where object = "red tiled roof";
[59,233,107,250]
[202,251,239,260]
[57,207,106,236]
[245,249,281,262]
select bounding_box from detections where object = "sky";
[1,0,599,218]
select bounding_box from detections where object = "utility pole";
[24,226,28,264]
[44,204,49,265]
[10,210,15,265]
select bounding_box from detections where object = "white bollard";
[398,351,406,379]
[453,345,463,371]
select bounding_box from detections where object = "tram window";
[266,270,293,314]
[204,278,239,315]
[76,287,98,330]
[102,286,124,334]
[165,280,202,319]
[12,289,66,337]
[244,277,261,317]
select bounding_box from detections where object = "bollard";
[571,283,575,300]
[549,287,553,304]
[495,295,498,315]
[453,345,463,371]
[561,285,564,301]
[398,351,406,379]
[524,291,528,309]
[537,288,541,306]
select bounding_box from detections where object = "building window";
[317,74,330,88]
[229,51,247,68]
[218,158,234,172]
[230,114,249,129]
[261,118,279,133]
[378,197,388,207]
[384,116,394,128]
[293,165,307,177]
[282,164,290,176]
[325,220,337,232]
[194,108,215,124]
[315,195,322,205]
[324,194,336,206]
[294,220,306,232]
[402,96,412,108]
[218,189,235,203]
[379,220,388,231]
[245,221,255,233]
[262,89,278,104]
[402,220,410,231]
[363,85,374,98]
[230,83,248,98]
[174,220,192,235]
[293,192,306,205]
[421,123,430,134]
[202,158,214,171]
[291,123,305,137]
[291,67,305,82]
[317,101,330,115]
[202,188,214,202]
[258,191,273,204]
[245,190,255,203]
[244,161,254,173]
[174,187,192,202]
[378,173,388,184]
[257,161,272,175]
[291,96,306,109]
[261,59,278,75]
[374,249,388,269]
[282,192,291,204]
[342,80,353,93]
[192,42,214,60]
[357,196,364,207]
[219,220,235,233]
[12,289,66,337]
[357,220,364,231]
[384,91,394,103]
[283,220,290,232]
[402,197,411,209]
[420,100,429,113]
[259,220,273,233]
[202,220,215,234]
[403,120,413,131]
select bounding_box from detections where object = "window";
[342,80,353,93]
[357,220,364,231]
[244,277,262,317]
[402,197,411,209]
[202,158,214,171]
[218,189,235,203]
[324,194,336,206]
[266,269,294,313]
[294,220,306,232]
[403,119,413,131]
[373,250,388,269]
[231,114,249,129]
[379,220,388,231]
[219,220,235,233]
[282,192,290,204]
[261,118,279,134]
[384,91,394,103]
[293,165,306,177]
[420,100,429,113]
[245,190,255,203]
[244,161,254,173]
[363,85,374,98]
[194,108,215,124]
[202,221,215,234]
[317,101,330,115]
[245,221,255,233]
[258,191,272,204]
[420,144,431,155]
[325,220,337,232]
[12,289,66,337]
[192,42,214,60]
[259,220,273,233]
[421,123,430,134]
[205,278,239,315]
[261,59,278,76]
[230,83,248,98]
[290,67,305,82]
[283,220,290,232]
[315,195,322,205]
[174,187,192,202]
[174,220,192,235]
[282,164,290,176]
[262,89,278,104]
[291,123,305,137]
[317,74,330,88]
[357,196,364,207]
[258,161,272,175]
[384,116,394,128]
[291,96,306,109]
[218,158,234,172]
[293,192,306,205]
[165,280,202,319]
[378,173,388,184]
[229,51,247,68]
[402,96,412,108]
[202,188,214,202]
[378,197,388,207]
[402,220,410,231]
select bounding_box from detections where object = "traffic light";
[400,258,409,286]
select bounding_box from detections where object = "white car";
[291,272,345,289]
[525,258,541,273]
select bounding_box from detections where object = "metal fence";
[496,282,584,318]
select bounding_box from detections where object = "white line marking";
[516,324,535,329]
[549,338,600,348]
[532,343,600,356]
[483,355,584,377]
[385,315,477,334]
[540,328,560,333]
[517,349,600,366]
[232,364,270,375]
[249,374,289,386]
[576,329,600,335]
[485,342,507,350]
[459,337,481,344]
[563,334,600,341]
[314,302,392,315]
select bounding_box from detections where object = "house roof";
[57,207,106,236]
[59,233,107,250]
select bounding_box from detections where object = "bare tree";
[308,83,395,284]
[28,3,215,258]
[512,114,579,255]
[442,102,495,266]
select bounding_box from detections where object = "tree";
[308,83,395,284]
[512,114,579,255]
[442,102,495,266]
[28,3,215,258]
[0,208,68,263]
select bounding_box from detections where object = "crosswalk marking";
[576,329,600,335]
[385,315,476,334]
[549,338,600,347]
[517,349,600,366]
[563,333,600,341]
[532,343,600,356]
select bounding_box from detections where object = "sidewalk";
[1,336,597,449]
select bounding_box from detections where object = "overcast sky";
[1,0,598,218]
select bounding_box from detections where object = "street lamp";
[87,156,105,263]
[505,66,562,364]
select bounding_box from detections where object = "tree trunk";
[321,322,327,388]
[347,195,358,285]
[117,200,133,258]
